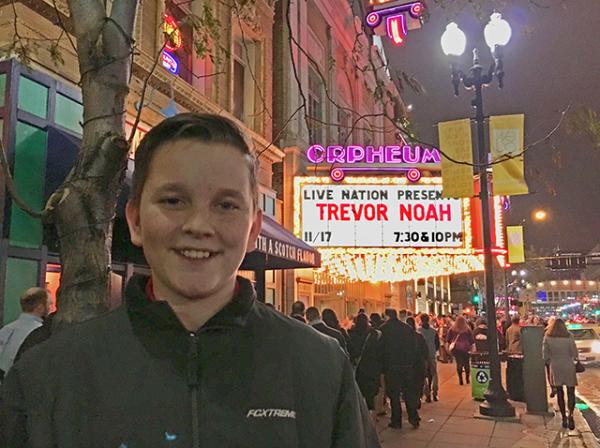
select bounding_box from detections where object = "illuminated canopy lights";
[315,250,484,284]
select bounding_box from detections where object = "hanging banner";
[490,114,529,196]
[507,225,525,264]
[438,119,474,198]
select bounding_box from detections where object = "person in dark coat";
[306,307,348,354]
[369,313,383,330]
[348,314,382,418]
[291,301,307,323]
[379,308,420,429]
[323,308,350,349]
[13,312,55,364]
[406,317,429,409]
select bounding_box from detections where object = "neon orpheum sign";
[306,144,441,182]
[366,1,424,47]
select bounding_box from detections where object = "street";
[577,366,600,439]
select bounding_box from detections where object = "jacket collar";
[125,274,256,333]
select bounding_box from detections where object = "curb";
[575,408,600,448]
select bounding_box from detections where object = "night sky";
[384,0,600,254]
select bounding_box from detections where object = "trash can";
[506,354,525,402]
[470,352,490,401]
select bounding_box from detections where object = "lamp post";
[441,13,515,418]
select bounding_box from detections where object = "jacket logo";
[246,408,296,419]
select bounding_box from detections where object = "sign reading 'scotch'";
[300,184,464,248]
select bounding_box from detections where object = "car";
[568,324,600,364]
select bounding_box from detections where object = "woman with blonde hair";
[543,318,578,429]
[446,316,474,385]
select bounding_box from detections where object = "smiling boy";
[1,113,380,447]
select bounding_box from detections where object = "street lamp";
[441,12,515,418]
[532,209,548,222]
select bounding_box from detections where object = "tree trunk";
[52,0,139,331]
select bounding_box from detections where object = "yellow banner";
[507,225,525,264]
[490,114,529,196]
[438,119,474,198]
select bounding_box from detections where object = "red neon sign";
[162,14,182,52]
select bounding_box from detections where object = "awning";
[240,215,321,270]
[45,126,131,217]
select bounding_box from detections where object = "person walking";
[306,307,348,354]
[505,316,522,354]
[323,308,351,350]
[369,313,383,330]
[418,314,440,402]
[348,313,382,421]
[407,317,429,409]
[379,308,420,429]
[290,301,307,323]
[446,316,474,385]
[0,288,52,382]
[543,318,579,430]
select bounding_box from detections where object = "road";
[576,365,600,439]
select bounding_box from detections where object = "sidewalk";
[377,362,600,448]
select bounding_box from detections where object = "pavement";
[576,365,600,439]
[376,362,600,448]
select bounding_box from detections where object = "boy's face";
[126,139,262,303]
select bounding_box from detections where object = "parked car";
[568,324,600,365]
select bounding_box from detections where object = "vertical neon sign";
[366,1,424,47]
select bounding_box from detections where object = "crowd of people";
[290,302,584,432]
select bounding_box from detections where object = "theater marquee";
[300,183,464,248]
[294,176,505,283]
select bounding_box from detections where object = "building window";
[308,65,324,144]
[259,192,276,217]
[0,73,6,108]
[18,76,48,119]
[55,93,83,134]
[337,108,351,143]
[232,39,257,127]
[265,287,275,305]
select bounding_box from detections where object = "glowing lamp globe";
[484,13,512,49]
[441,22,466,56]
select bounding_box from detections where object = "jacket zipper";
[188,332,200,448]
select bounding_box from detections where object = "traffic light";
[472,293,480,305]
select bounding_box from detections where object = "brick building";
[0,0,320,322]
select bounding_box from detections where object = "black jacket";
[1,275,380,448]
[310,322,348,353]
[379,318,418,372]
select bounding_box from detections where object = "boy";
[1,113,379,447]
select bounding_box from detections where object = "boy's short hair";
[130,113,258,209]
[20,288,49,313]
